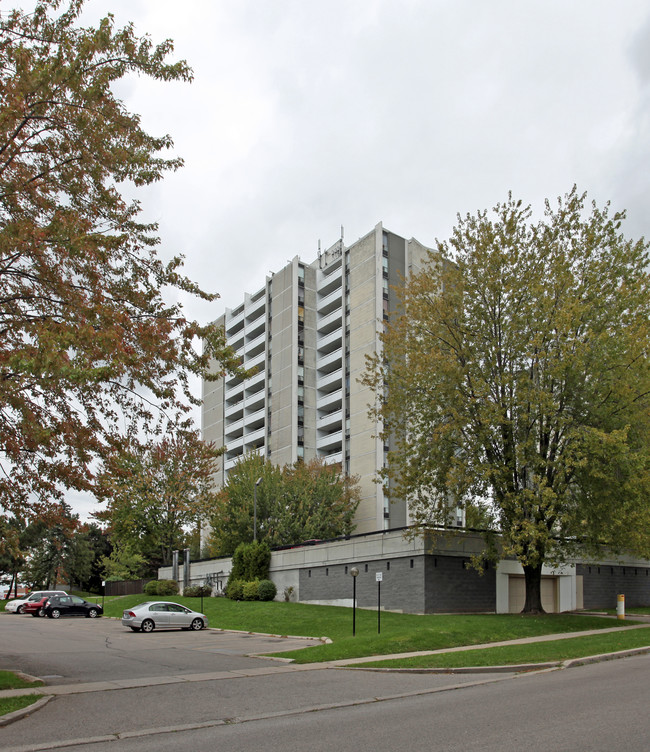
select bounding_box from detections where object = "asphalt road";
[2,612,650,751]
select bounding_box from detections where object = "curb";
[0,696,52,727]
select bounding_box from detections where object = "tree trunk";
[522,562,545,614]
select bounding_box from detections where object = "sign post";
[376,572,382,634]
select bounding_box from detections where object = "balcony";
[317,429,343,452]
[244,427,266,449]
[225,400,244,420]
[245,331,266,357]
[224,417,244,440]
[317,388,342,412]
[226,305,245,336]
[317,409,342,432]
[317,287,343,316]
[225,434,244,453]
[245,298,266,326]
[317,327,343,355]
[244,407,265,432]
[321,450,343,466]
[317,268,342,297]
[317,348,342,374]
[317,307,344,336]
[229,331,245,354]
[317,368,343,394]
[225,449,244,471]
[245,373,265,400]
[246,351,266,373]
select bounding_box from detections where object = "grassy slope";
[105,595,645,663]
[354,627,650,668]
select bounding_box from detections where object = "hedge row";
[143,579,179,596]
[225,579,277,601]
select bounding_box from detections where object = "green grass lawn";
[0,695,44,718]
[101,595,645,664]
[0,669,44,691]
[352,626,650,669]
[0,670,45,720]
[3,592,648,669]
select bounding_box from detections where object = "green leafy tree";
[0,0,240,523]
[100,540,147,582]
[79,523,112,593]
[364,188,650,613]
[96,431,221,569]
[23,503,79,587]
[0,516,47,596]
[207,453,360,556]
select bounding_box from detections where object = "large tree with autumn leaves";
[0,1,239,522]
[364,188,650,613]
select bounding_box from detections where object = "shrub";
[184,584,212,597]
[283,585,295,602]
[156,579,179,595]
[242,580,260,601]
[231,541,271,581]
[225,579,243,600]
[257,579,277,601]
[143,580,159,595]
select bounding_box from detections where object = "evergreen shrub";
[156,579,179,595]
[257,579,277,601]
[242,580,259,601]
[225,579,243,600]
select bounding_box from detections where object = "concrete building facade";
[160,529,650,614]
[202,223,437,536]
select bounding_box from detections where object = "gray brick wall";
[299,556,426,613]
[425,556,496,613]
[578,563,650,609]
[298,554,497,613]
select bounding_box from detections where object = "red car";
[23,595,50,617]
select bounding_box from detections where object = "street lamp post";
[350,567,359,636]
[253,477,262,542]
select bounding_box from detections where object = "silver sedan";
[121,601,208,633]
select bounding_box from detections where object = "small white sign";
[376,572,383,582]
[101,581,106,587]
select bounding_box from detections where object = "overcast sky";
[15,0,650,519]
[83,0,650,315]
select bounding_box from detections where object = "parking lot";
[0,610,323,685]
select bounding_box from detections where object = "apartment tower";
[202,223,432,534]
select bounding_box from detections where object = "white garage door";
[508,576,557,613]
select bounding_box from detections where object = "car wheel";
[38,608,46,617]
[130,626,140,632]
[17,605,25,614]
[87,608,99,618]
[50,609,61,619]
[190,618,204,631]
[141,619,155,633]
